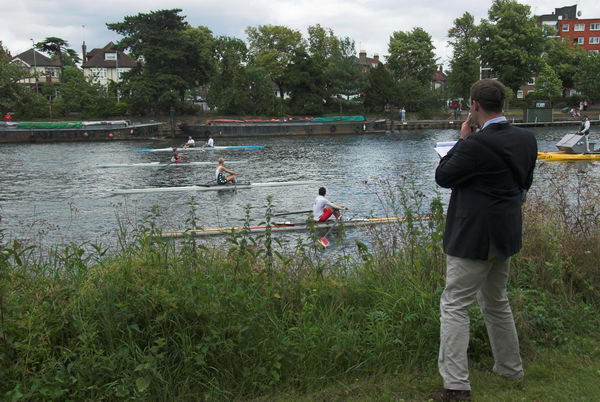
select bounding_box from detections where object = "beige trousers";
[438,254,524,391]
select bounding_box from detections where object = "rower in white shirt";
[206,135,214,148]
[312,187,346,222]
[579,116,591,152]
[183,136,195,148]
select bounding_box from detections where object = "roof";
[432,66,446,83]
[82,43,137,68]
[11,49,61,67]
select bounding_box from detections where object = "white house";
[11,48,61,87]
[81,42,137,86]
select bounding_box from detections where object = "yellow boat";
[537,152,564,159]
[543,152,600,161]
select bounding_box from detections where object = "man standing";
[579,116,591,152]
[434,79,537,401]
[312,187,346,222]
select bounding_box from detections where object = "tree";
[531,63,562,99]
[284,49,327,115]
[543,36,587,92]
[107,9,215,113]
[207,36,277,115]
[363,63,397,112]
[246,25,305,98]
[479,0,545,92]
[574,53,600,102]
[446,12,480,101]
[0,41,30,114]
[387,27,437,85]
[34,37,80,75]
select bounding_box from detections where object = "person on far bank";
[434,79,537,401]
[312,187,346,222]
[206,135,214,147]
[579,116,591,152]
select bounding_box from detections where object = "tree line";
[1,0,599,119]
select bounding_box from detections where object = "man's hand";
[460,113,477,139]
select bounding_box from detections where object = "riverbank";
[1,168,598,400]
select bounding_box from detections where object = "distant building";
[537,5,600,54]
[11,48,61,87]
[357,50,381,72]
[81,42,137,85]
[432,65,447,90]
[559,18,600,54]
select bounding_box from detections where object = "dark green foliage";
[107,9,215,114]
[246,25,305,99]
[479,0,546,92]
[387,27,437,85]
[574,53,600,102]
[543,36,587,91]
[285,50,327,115]
[363,64,397,112]
[446,12,480,100]
[207,36,278,115]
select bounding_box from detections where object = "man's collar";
[481,116,507,130]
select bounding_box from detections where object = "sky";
[2,0,600,67]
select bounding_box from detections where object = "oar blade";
[319,236,330,247]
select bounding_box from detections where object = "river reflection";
[0,126,597,247]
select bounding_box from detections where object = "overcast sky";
[3,0,600,67]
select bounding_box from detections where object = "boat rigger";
[161,216,425,238]
[112,180,316,195]
[97,161,247,168]
[133,145,265,152]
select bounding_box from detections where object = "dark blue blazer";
[435,122,537,260]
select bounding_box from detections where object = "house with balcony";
[81,42,137,86]
[11,48,62,87]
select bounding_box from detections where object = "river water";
[0,126,597,248]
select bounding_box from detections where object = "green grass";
[0,176,598,400]
[260,339,600,401]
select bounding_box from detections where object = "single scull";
[161,216,427,238]
[133,145,265,152]
[97,160,247,168]
[112,180,316,195]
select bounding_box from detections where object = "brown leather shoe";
[431,388,472,401]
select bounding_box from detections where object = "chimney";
[438,65,443,72]
[82,41,87,62]
[359,49,367,63]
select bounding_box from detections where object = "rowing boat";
[162,216,420,237]
[133,145,265,152]
[112,180,316,195]
[97,160,247,168]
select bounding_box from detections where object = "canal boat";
[97,160,247,168]
[161,216,424,238]
[112,180,316,195]
[178,116,387,138]
[0,120,162,143]
[133,145,265,152]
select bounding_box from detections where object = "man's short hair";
[318,187,326,196]
[470,79,506,113]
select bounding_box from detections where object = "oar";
[319,208,349,247]
[272,210,312,217]
[319,219,341,247]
